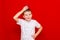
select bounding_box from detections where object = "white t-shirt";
[16,18,41,40]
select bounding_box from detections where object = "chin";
[26,19,31,21]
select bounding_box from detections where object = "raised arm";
[13,6,29,22]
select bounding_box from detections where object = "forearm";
[13,9,24,18]
[13,6,28,22]
[35,26,43,38]
[13,5,28,19]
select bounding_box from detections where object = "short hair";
[23,9,31,15]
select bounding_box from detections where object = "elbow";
[40,26,43,30]
[42,27,43,30]
[13,16,18,22]
[41,26,43,29]
[13,16,17,20]
[13,17,15,20]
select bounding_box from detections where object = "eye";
[29,14,31,15]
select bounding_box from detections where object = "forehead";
[24,11,32,15]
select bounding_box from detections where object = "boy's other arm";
[13,6,29,22]
[35,25,43,38]
[32,25,43,39]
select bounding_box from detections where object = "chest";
[21,21,35,30]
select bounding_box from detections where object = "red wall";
[0,0,60,40]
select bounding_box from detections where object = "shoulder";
[31,19,37,22]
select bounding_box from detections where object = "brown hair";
[23,9,31,15]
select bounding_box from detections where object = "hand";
[31,35,36,39]
[22,5,29,11]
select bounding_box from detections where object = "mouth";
[27,18,30,19]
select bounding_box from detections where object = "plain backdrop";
[0,0,60,40]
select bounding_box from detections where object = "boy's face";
[23,11,32,21]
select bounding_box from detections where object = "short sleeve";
[16,18,24,25]
[34,20,41,28]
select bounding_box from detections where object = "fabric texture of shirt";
[16,18,41,40]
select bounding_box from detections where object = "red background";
[0,0,60,40]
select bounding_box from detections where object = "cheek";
[23,15,28,18]
[23,15,32,19]
[30,15,32,18]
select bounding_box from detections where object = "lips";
[27,18,30,19]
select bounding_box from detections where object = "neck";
[25,20,31,22]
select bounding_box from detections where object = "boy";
[13,5,43,40]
